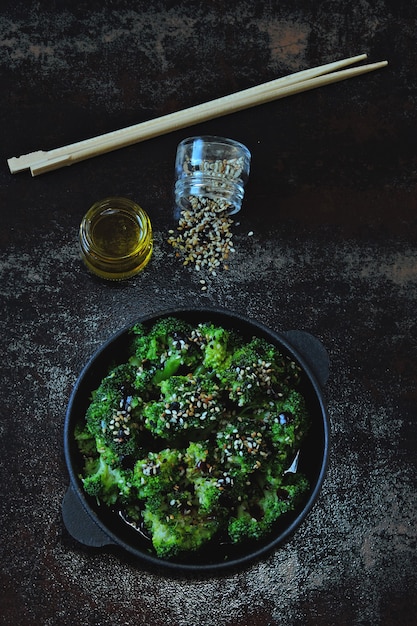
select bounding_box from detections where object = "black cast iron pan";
[62,307,330,573]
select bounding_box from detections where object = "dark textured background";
[1,1,416,625]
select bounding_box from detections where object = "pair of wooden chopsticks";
[7,53,387,177]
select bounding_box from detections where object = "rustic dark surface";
[1,1,416,625]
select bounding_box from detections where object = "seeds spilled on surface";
[167,196,235,288]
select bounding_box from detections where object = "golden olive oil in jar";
[79,197,153,280]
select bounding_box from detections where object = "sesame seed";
[167,196,236,278]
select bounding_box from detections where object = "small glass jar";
[174,136,251,216]
[79,197,153,280]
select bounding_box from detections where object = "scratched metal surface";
[0,2,416,625]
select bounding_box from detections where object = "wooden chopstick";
[7,54,387,176]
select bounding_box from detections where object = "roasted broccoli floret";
[80,445,133,506]
[132,446,222,557]
[269,389,309,445]
[192,321,236,373]
[84,362,144,459]
[258,470,309,528]
[215,419,272,483]
[228,470,309,543]
[130,317,199,383]
[142,373,222,439]
[255,389,310,472]
[219,336,300,407]
[141,505,220,559]
[132,447,185,504]
[183,440,210,467]
[128,357,158,396]
[227,505,266,543]
[184,441,224,513]
[193,475,223,513]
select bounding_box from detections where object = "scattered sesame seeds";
[104,396,133,442]
[167,197,235,282]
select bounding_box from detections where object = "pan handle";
[283,330,330,388]
[62,484,115,547]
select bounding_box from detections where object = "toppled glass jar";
[168,136,251,278]
[174,135,251,216]
[79,197,153,280]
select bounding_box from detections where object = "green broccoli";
[128,357,158,396]
[227,505,266,543]
[228,470,309,543]
[130,317,200,383]
[142,374,222,439]
[129,322,150,360]
[132,447,198,517]
[215,419,272,482]
[141,505,220,559]
[81,449,133,506]
[84,362,144,459]
[219,336,300,407]
[254,389,310,473]
[132,446,222,557]
[132,448,184,501]
[192,321,236,373]
[184,441,224,513]
[183,440,211,467]
[193,475,223,513]
[258,470,309,527]
[269,389,309,445]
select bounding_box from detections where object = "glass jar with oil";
[79,197,153,280]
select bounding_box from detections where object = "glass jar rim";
[80,197,150,261]
[79,197,153,279]
[177,135,251,157]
